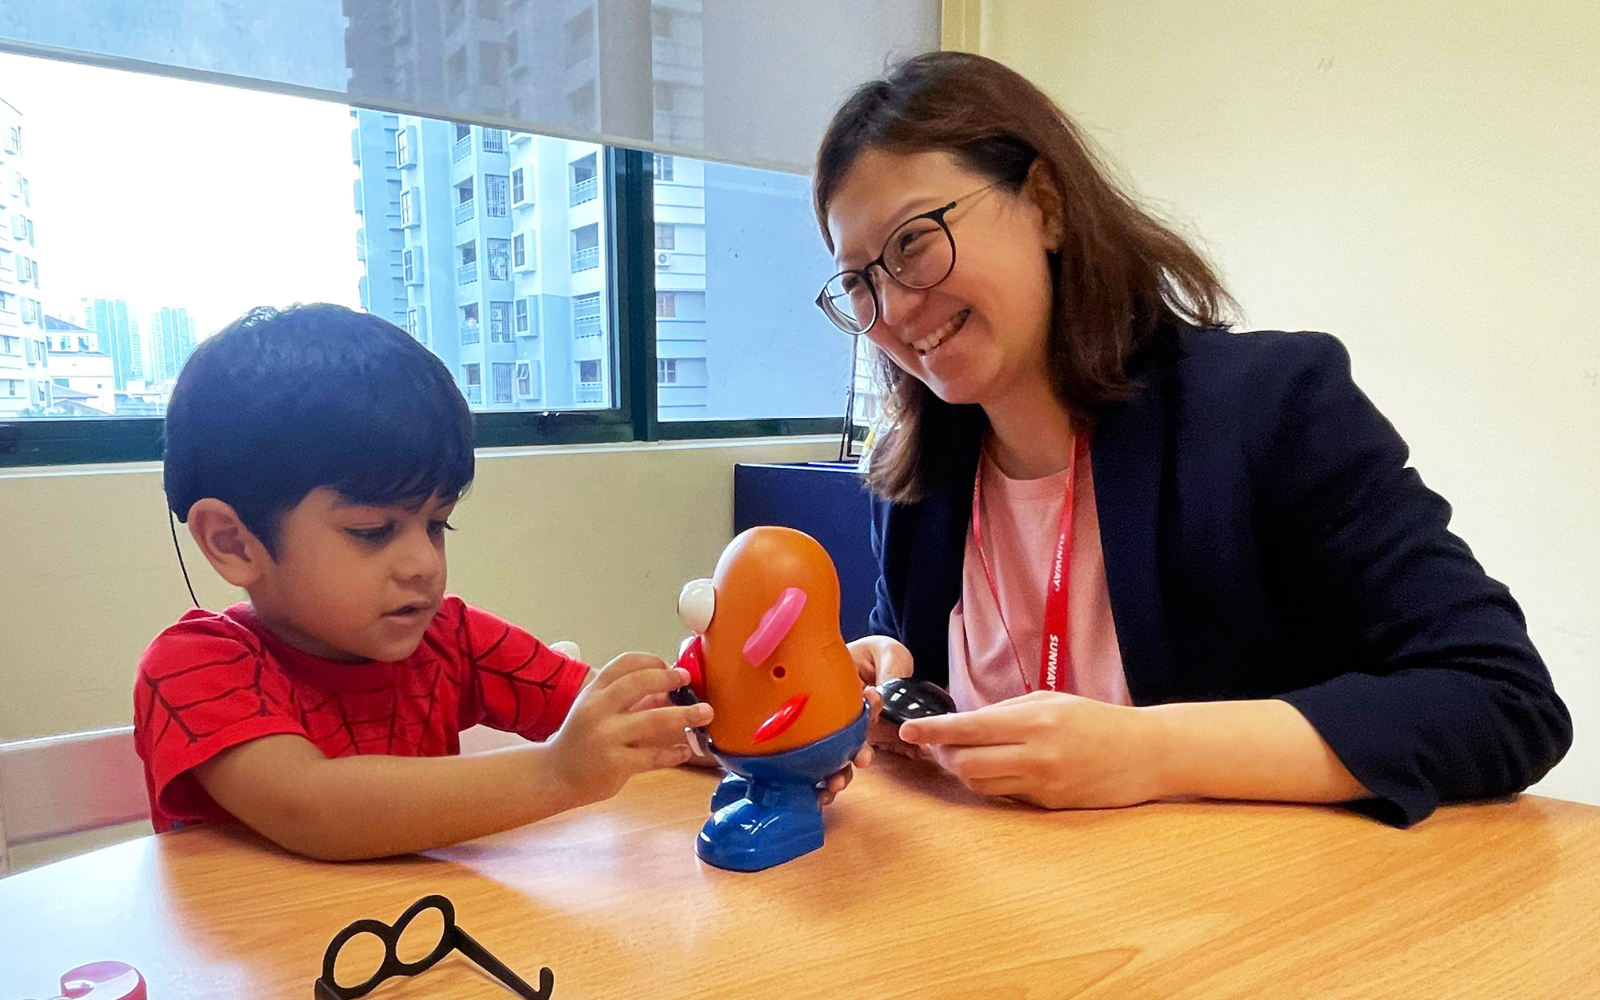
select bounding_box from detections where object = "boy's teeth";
[914,310,969,354]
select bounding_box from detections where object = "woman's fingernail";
[693,704,713,723]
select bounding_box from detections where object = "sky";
[0,50,362,336]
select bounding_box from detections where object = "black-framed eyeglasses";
[314,894,554,1000]
[815,182,998,335]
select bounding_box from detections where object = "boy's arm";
[193,735,585,861]
[195,653,706,861]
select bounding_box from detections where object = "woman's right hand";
[847,636,928,759]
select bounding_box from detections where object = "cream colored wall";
[0,438,833,744]
[961,0,1599,803]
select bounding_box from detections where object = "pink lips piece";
[742,587,807,666]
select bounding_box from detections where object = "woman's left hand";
[896,691,1164,809]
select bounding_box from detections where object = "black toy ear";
[878,677,958,725]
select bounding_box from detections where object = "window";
[571,224,600,272]
[489,301,511,342]
[461,363,481,404]
[3,127,18,154]
[492,362,513,403]
[487,238,510,280]
[657,358,678,384]
[1,53,841,455]
[6,380,17,396]
[485,174,508,217]
[655,224,675,250]
[570,153,598,205]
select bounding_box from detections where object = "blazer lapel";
[1092,360,1177,705]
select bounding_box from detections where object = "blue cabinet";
[733,461,877,641]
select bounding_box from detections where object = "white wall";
[957,0,1598,802]
[0,438,833,743]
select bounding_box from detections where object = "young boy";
[134,303,711,861]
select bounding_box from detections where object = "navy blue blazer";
[866,324,1571,826]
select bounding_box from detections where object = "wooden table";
[3,756,1599,999]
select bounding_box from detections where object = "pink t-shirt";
[948,448,1130,710]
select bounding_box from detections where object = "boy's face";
[249,488,457,663]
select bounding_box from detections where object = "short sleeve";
[452,602,589,742]
[133,613,308,830]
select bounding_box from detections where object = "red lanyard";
[970,433,1089,694]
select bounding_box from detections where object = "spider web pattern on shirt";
[140,632,463,761]
[455,609,572,738]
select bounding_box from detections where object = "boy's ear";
[186,499,273,588]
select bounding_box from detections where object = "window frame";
[0,145,838,468]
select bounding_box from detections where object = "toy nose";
[678,577,715,633]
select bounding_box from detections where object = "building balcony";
[571,246,600,272]
[461,323,481,345]
[574,382,604,405]
[464,385,482,404]
[570,177,598,206]
[455,199,475,224]
[453,135,472,162]
[574,314,603,338]
[458,262,479,285]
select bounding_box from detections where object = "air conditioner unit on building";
[656,252,671,267]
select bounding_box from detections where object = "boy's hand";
[547,652,712,806]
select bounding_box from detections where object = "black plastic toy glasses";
[314,894,554,999]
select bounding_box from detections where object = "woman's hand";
[897,691,1163,809]
[847,634,914,685]
[846,635,929,760]
[818,688,879,807]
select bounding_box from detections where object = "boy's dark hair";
[163,303,475,557]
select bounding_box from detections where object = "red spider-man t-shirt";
[133,596,589,832]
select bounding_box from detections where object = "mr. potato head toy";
[674,526,869,871]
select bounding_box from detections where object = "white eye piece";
[678,578,715,634]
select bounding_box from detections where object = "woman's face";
[824,148,1059,408]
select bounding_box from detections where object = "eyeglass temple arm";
[453,928,556,1000]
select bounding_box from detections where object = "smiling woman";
[821,51,1570,827]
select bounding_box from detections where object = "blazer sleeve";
[866,492,903,642]
[1251,334,1571,826]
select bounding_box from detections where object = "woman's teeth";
[913,310,970,355]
